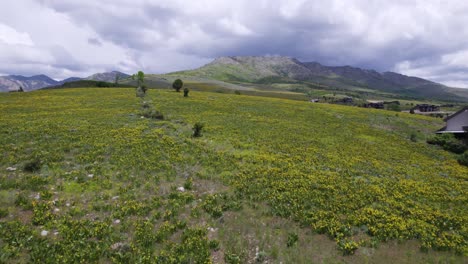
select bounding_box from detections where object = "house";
[413,104,440,112]
[437,106,468,134]
[364,100,384,109]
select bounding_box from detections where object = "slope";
[0,88,466,262]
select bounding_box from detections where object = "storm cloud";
[1,0,468,87]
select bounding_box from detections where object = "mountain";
[173,56,467,101]
[85,71,130,82]
[0,74,58,92]
[58,77,82,85]
[0,71,130,92]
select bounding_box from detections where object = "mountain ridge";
[174,56,465,101]
[0,71,130,92]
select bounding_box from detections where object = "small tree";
[172,79,183,92]
[137,71,144,86]
[135,71,146,97]
[18,86,24,92]
[183,87,189,97]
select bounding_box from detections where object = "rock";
[6,167,16,171]
[112,196,119,200]
[87,174,94,178]
[41,230,49,236]
[111,242,130,251]
[114,219,121,224]
[177,186,185,192]
[54,208,60,212]
[53,231,59,236]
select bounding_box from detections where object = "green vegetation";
[45,80,134,89]
[0,88,466,263]
[172,79,183,92]
[427,134,467,154]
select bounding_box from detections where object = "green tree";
[137,71,145,87]
[172,79,183,92]
[135,71,146,97]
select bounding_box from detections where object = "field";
[0,88,467,263]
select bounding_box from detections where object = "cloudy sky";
[1,0,468,88]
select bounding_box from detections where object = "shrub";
[410,133,417,142]
[23,159,42,173]
[255,251,267,262]
[427,134,467,154]
[183,87,189,97]
[234,90,241,95]
[225,252,241,264]
[140,109,164,120]
[183,177,193,190]
[337,239,359,255]
[286,232,299,247]
[172,79,183,92]
[15,192,32,209]
[208,240,220,251]
[192,122,204,137]
[458,151,468,166]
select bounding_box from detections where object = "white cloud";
[0,23,34,46]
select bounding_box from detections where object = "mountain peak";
[85,71,130,82]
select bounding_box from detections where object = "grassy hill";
[0,88,466,263]
[168,56,468,103]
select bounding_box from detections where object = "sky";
[1,0,468,88]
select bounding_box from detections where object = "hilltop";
[171,56,468,101]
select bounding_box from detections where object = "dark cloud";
[1,0,468,87]
[88,38,102,46]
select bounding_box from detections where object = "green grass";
[0,88,466,263]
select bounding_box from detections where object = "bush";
[208,240,220,251]
[337,239,359,255]
[23,159,42,173]
[458,151,468,166]
[140,109,164,120]
[255,251,267,262]
[183,87,189,97]
[286,232,299,247]
[410,133,417,142]
[172,79,183,92]
[192,122,204,137]
[427,134,467,154]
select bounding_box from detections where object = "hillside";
[0,88,466,263]
[171,56,468,102]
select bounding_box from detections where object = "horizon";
[1,55,466,90]
[1,1,468,88]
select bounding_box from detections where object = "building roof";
[444,106,468,121]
